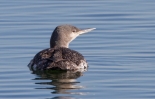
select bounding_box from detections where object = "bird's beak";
[77,28,96,35]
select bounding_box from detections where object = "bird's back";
[28,47,88,71]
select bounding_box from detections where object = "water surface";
[0,0,155,99]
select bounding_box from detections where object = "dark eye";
[72,30,76,33]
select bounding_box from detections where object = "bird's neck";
[50,37,69,48]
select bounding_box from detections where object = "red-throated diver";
[28,24,96,71]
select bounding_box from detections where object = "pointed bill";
[77,28,96,35]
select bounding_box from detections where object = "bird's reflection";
[49,96,76,99]
[32,70,85,94]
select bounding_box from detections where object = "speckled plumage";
[28,24,95,71]
[28,47,87,71]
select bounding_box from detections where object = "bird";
[28,24,95,71]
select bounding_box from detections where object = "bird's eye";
[72,30,76,33]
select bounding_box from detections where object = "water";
[0,0,155,99]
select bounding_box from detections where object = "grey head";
[50,24,96,48]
